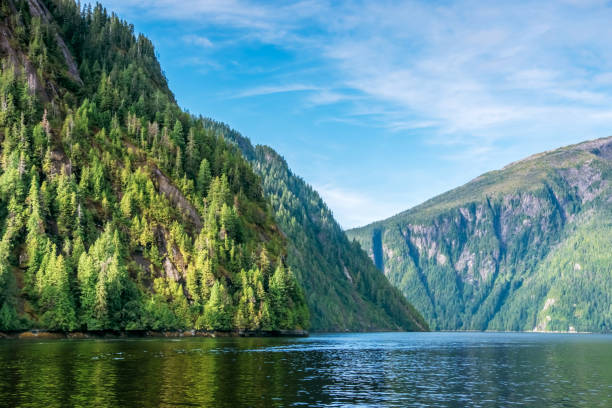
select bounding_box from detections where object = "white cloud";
[313,184,407,229]
[101,0,326,43]
[100,0,612,222]
[102,0,612,141]
[231,84,320,98]
[320,1,612,140]
[182,34,213,48]
[306,90,349,106]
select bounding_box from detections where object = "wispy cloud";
[305,90,349,106]
[313,184,405,229]
[182,34,213,48]
[231,84,320,98]
[100,0,612,224]
[102,0,326,43]
[103,0,612,143]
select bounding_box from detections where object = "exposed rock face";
[0,22,51,101]
[1,0,84,104]
[152,167,203,231]
[348,136,612,331]
[559,163,605,203]
[163,257,181,282]
[26,0,83,85]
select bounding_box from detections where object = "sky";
[99,0,612,229]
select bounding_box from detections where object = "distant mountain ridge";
[202,119,428,332]
[348,136,612,332]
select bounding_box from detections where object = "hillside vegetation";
[218,125,427,331]
[0,0,308,332]
[0,0,427,333]
[348,137,612,332]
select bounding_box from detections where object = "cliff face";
[348,137,612,331]
[0,0,83,102]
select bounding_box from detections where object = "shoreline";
[429,330,597,334]
[1,329,604,340]
[0,329,309,340]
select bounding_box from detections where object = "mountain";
[348,137,612,332]
[0,0,308,332]
[0,0,426,333]
[205,121,427,331]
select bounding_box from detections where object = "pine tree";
[174,146,183,179]
[203,281,233,330]
[186,127,198,176]
[171,119,184,147]
[77,252,96,328]
[24,175,46,296]
[197,158,211,196]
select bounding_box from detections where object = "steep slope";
[0,0,308,332]
[200,120,427,331]
[348,137,612,332]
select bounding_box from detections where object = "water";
[1,332,612,407]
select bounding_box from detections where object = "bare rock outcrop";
[27,0,83,85]
[152,167,203,231]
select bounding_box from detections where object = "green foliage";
[490,212,612,332]
[0,0,308,333]
[196,158,211,196]
[37,249,77,331]
[201,281,233,330]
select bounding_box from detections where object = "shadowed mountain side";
[202,120,428,331]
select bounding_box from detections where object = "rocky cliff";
[348,136,612,331]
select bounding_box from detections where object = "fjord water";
[1,332,611,407]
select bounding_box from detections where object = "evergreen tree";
[196,158,211,196]
[202,281,233,330]
[38,252,77,331]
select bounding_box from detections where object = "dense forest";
[205,123,427,331]
[0,0,309,332]
[348,137,612,332]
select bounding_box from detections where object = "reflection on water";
[1,332,612,407]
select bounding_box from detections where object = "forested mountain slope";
[348,137,612,332]
[0,0,308,332]
[0,0,426,333]
[207,122,427,331]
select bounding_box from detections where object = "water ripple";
[1,332,612,407]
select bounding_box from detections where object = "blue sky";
[100,0,612,228]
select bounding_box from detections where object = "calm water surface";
[1,332,612,407]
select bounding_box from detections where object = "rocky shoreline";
[0,329,308,340]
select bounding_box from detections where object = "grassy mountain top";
[368,136,612,226]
